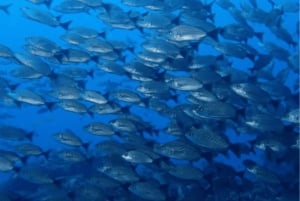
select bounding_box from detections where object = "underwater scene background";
[0,0,298,200]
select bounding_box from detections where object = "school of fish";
[0,0,298,200]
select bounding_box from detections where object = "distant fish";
[167,77,203,91]
[56,149,88,163]
[24,36,61,58]
[21,7,72,30]
[121,150,153,164]
[14,53,52,76]
[244,160,281,185]
[185,128,229,151]
[76,0,103,8]
[81,90,107,105]
[0,4,12,15]
[26,0,53,8]
[282,108,299,124]
[52,130,89,150]
[184,101,236,120]
[18,166,58,184]
[58,99,92,116]
[0,44,14,59]
[97,162,140,183]
[231,83,271,104]
[168,164,204,181]
[109,118,138,133]
[15,143,50,159]
[128,181,166,201]
[84,122,115,136]
[168,24,207,42]
[68,26,106,39]
[0,156,17,172]
[0,125,33,142]
[219,23,263,42]
[8,88,54,110]
[53,0,90,14]
[153,140,201,161]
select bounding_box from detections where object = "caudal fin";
[0,4,12,15]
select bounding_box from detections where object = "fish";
[168,24,207,42]
[269,25,297,46]
[8,88,54,110]
[50,84,82,100]
[89,102,125,115]
[231,83,271,104]
[244,113,284,132]
[95,140,127,156]
[58,48,93,63]
[53,0,90,14]
[26,0,53,8]
[168,164,204,181]
[18,166,58,184]
[52,130,89,149]
[98,61,126,75]
[0,156,16,172]
[212,41,257,61]
[76,0,103,8]
[184,101,236,120]
[282,108,299,124]
[192,68,223,86]
[0,4,11,15]
[142,39,181,59]
[112,89,145,105]
[97,162,140,183]
[263,42,290,61]
[0,125,33,141]
[15,143,50,158]
[84,122,115,136]
[81,90,107,104]
[82,38,114,54]
[153,140,201,161]
[58,99,92,116]
[21,7,72,30]
[14,53,52,76]
[60,67,94,80]
[68,26,106,39]
[128,181,166,201]
[121,0,147,7]
[244,160,281,184]
[185,128,229,151]
[188,89,218,103]
[97,4,136,30]
[109,118,138,133]
[60,32,87,46]
[167,77,203,91]
[0,150,24,164]
[121,150,153,164]
[56,149,88,163]
[219,23,263,42]
[24,36,61,58]
[72,184,107,200]
[136,12,175,30]
[0,44,14,59]
[136,81,174,101]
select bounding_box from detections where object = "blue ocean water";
[0,0,298,200]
